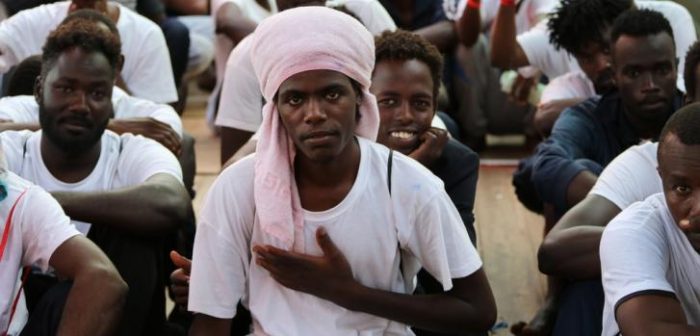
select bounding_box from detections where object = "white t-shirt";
[444,0,557,35]
[188,138,481,335]
[0,87,183,138]
[0,87,182,137]
[213,1,396,131]
[0,1,178,104]
[0,130,183,234]
[601,193,700,336]
[517,1,695,92]
[589,142,661,211]
[539,71,595,104]
[0,172,79,335]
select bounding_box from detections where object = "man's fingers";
[316,227,340,256]
[170,250,192,274]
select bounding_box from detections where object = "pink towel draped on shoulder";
[249,6,379,250]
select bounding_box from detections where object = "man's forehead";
[46,48,113,80]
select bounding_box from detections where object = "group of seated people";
[1,0,700,335]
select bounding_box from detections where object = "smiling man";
[600,103,700,336]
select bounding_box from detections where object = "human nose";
[68,90,90,113]
[303,98,327,124]
[594,53,611,74]
[681,196,700,233]
[395,101,414,124]
[640,72,661,92]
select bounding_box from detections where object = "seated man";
[536,39,700,336]
[600,103,700,335]
[514,9,683,336]
[0,16,191,336]
[489,0,695,136]
[531,9,682,222]
[188,7,496,335]
[0,0,177,103]
[1,170,127,335]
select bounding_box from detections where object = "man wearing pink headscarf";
[188,7,496,335]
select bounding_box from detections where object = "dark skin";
[35,47,191,235]
[220,127,253,165]
[456,1,481,48]
[371,59,448,167]
[189,70,496,334]
[49,235,128,335]
[614,134,700,335]
[564,32,678,209]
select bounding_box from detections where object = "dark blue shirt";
[531,90,684,214]
[378,0,448,30]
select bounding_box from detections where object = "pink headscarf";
[250,6,379,250]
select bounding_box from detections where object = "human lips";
[301,130,338,145]
[59,117,91,133]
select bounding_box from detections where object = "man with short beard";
[0,17,191,336]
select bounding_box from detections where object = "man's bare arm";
[220,127,254,165]
[489,3,529,69]
[216,3,257,44]
[50,235,128,336]
[52,173,191,235]
[164,0,208,15]
[617,294,700,336]
[565,170,598,208]
[189,314,232,336]
[0,122,40,132]
[414,21,459,53]
[456,2,481,47]
[223,137,257,170]
[538,194,621,279]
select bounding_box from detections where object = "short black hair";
[684,41,700,100]
[374,29,443,102]
[611,9,675,47]
[4,55,42,96]
[41,15,122,77]
[62,9,119,36]
[548,0,633,55]
[659,103,700,157]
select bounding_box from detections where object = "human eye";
[326,90,341,101]
[91,88,108,100]
[625,68,641,79]
[378,98,397,107]
[414,100,431,110]
[286,94,303,106]
[54,84,73,94]
[674,184,692,196]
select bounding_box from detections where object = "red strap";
[0,190,29,261]
[2,266,30,336]
[1,190,30,336]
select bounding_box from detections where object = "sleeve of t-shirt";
[0,6,53,73]
[590,143,660,210]
[540,72,595,104]
[115,92,183,138]
[516,21,577,79]
[118,135,184,185]
[121,25,178,104]
[215,37,263,133]
[188,158,255,318]
[600,208,675,316]
[531,106,599,213]
[402,189,483,291]
[20,186,80,271]
[0,97,39,123]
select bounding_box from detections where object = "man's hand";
[253,227,355,302]
[510,73,537,106]
[409,127,448,167]
[169,250,192,308]
[108,118,182,155]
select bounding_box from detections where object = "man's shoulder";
[606,193,668,238]
[116,3,162,35]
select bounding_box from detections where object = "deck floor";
[182,102,546,335]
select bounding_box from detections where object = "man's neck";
[294,138,362,211]
[40,136,102,183]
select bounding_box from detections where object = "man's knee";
[552,280,604,336]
